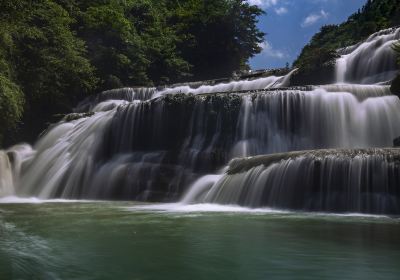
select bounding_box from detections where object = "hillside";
[294,0,400,73]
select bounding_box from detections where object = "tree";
[128,1,191,85]
[60,0,264,85]
[170,0,265,80]
[0,0,97,144]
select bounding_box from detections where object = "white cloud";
[258,40,287,59]
[275,7,288,15]
[247,1,288,16]
[301,10,328,27]
[246,0,279,8]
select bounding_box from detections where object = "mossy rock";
[63,112,95,122]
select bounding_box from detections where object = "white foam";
[313,212,394,219]
[124,203,397,220]
[0,196,93,204]
[126,203,289,213]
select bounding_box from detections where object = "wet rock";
[63,112,95,122]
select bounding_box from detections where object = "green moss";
[0,75,24,146]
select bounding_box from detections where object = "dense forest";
[294,0,400,73]
[0,0,264,146]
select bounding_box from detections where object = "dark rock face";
[391,74,400,97]
[289,64,336,86]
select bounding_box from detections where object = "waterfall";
[7,85,400,201]
[0,27,399,214]
[230,87,400,156]
[153,70,295,98]
[75,87,156,112]
[182,149,400,215]
[335,27,400,84]
[318,84,392,99]
[0,152,14,197]
[76,70,297,112]
[0,145,34,197]
[18,111,115,199]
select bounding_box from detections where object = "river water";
[1,200,399,279]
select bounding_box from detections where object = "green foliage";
[294,0,400,68]
[0,75,24,144]
[170,0,264,80]
[0,0,98,144]
[294,46,338,72]
[61,0,264,86]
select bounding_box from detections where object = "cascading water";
[75,87,156,112]
[10,86,400,201]
[75,70,296,112]
[181,149,400,214]
[230,87,400,155]
[0,152,14,197]
[1,27,400,214]
[336,27,400,84]
[0,145,34,197]
[153,71,294,98]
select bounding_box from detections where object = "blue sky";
[248,0,367,69]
